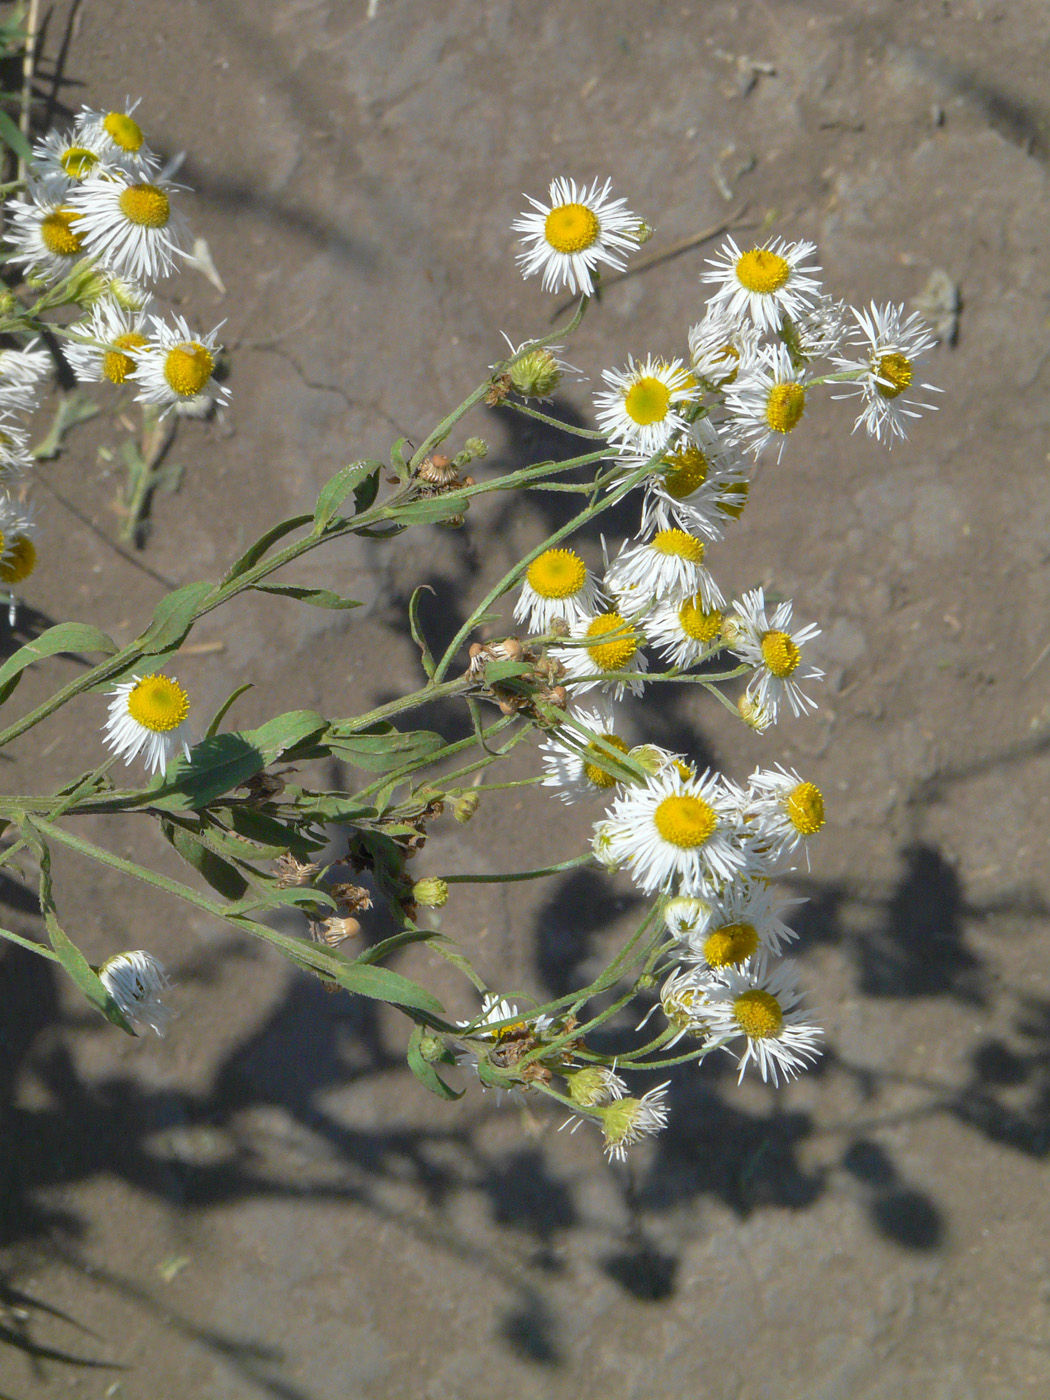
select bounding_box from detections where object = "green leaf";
[390,438,412,483]
[243,709,329,763]
[332,960,444,1014]
[326,722,445,772]
[208,805,324,860]
[408,585,436,678]
[281,790,375,823]
[0,623,118,705]
[205,682,253,738]
[250,585,362,610]
[146,734,271,812]
[161,818,249,900]
[482,659,534,685]
[225,885,337,917]
[407,1024,463,1100]
[313,460,384,533]
[384,495,467,526]
[0,107,32,165]
[136,581,213,655]
[221,514,313,584]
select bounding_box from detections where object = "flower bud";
[412,877,448,909]
[453,789,480,824]
[564,1064,626,1107]
[509,347,563,399]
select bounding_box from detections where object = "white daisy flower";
[745,764,826,865]
[687,305,761,387]
[602,767,748,896]
[98,950,175,1036]
[832,301,940,445]
[638,419,750,541]
[0,413,35,480]
[539,701,632,804]
[594,354,698,458]
[646,593,724,670]
[0,341,51,414]
[725,342,809,462]
[64,299,151,386]
[605,528,723,617]
[702,235,822,333]
[682,879,803,969]
[597,1081,671,1162]
[785,293,849,362]
[128,314,229,414]
[644,965,719,1047]
[67,169,189,282]
[512,176,641,296]
[30,125,116,192]
[103,672,192,774]
[701,959,822,1085]
[663,895,715,942]
[74,100,161,173]
[514,546,603,635]
[0,501,38,587]
[724,587,822,721]
[552,610,648,700]
[4,185,90,282]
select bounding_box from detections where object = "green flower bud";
[453,790,480,824]
[509,347,562,399]
[412,877,448,909]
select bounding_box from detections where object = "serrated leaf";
[326,722,444,772]
[0,623,118,705]
[250,585,362,610]
[407,1024,463,1100]
[136,581,213,655]
[161,818,249,900]
[313,460,384,533]
[221,514,313,584]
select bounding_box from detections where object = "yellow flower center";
[735,248,791,294]
[650,528,704,562]
[760,630,801,678]
[678,597,722,642]
[526,548,587,600]
[875,352,913,399]
[40,207,84,257]
[118,183,170,229]
[582,732,630,788]
[663,984,705,1032]
[653,794,717,848]
[163,342,214,397]
[585,611,639,672]
[717,480,750,519]
[126,674,189,733]
[786,781,825,835]
[703,921,759,968]
[104,111,144,152]
[544,201,600,253]
[624,376,671,426]
[661,445,708,499]
[61,146,99,179]
[0,536,36,584]
[714,343,741,386]
[103,331,148,385]
[733,988,783,1038]
[765,382,806,434]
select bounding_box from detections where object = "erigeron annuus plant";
[0,113,940,1160]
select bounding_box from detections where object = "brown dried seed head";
[274,854,321,889]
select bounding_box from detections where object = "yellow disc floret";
[717,480,750,520]
[40,207,84,257]
[875,352,912,399]
[733,988,783,1039]
[765,382,806,434]
[126,674,189,733]
[118,183,170,229]
[661,444,708,499]
[544,201,600,253]
[735,248,790,295]
[585,612,638,672]
[61,146,100,179]
[103,331,148,385]
[582,732,630,788]
[714,343,741,386]
[163,342,214,397]
[760,629,800,678]
[678,597,722,643]
[703,921,759,968]
[104,111,144,152]
[653,794,717,849]
[624,376,671,426]
[786,781,825,836]
[651,528,704,563]
[526,548,587,600]
[0,536,36,584]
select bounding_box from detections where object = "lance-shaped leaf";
[136,581,214,655]
[0,623,118,706]
[407,1023,463,1100]
[313,459,384,533]
[326,721,444,772]
[250,585,362,610]
[222,514,313,584]
[382,494,468,526]
[161,817,249,900]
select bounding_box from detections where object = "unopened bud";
[565,1064,626,1108]
[418,1033,446,1062]
[633,220,655,244]
[0,290,17,318]
[453,789,480,824]
[463,436,488,459]
[509,346,563,400]
[412,877,448,909]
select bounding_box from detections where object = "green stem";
[440,851,593,884]
[503,400,607,439]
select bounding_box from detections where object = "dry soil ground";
[3,2,1050,1398]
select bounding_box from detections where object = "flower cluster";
[452,177,943,1159]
